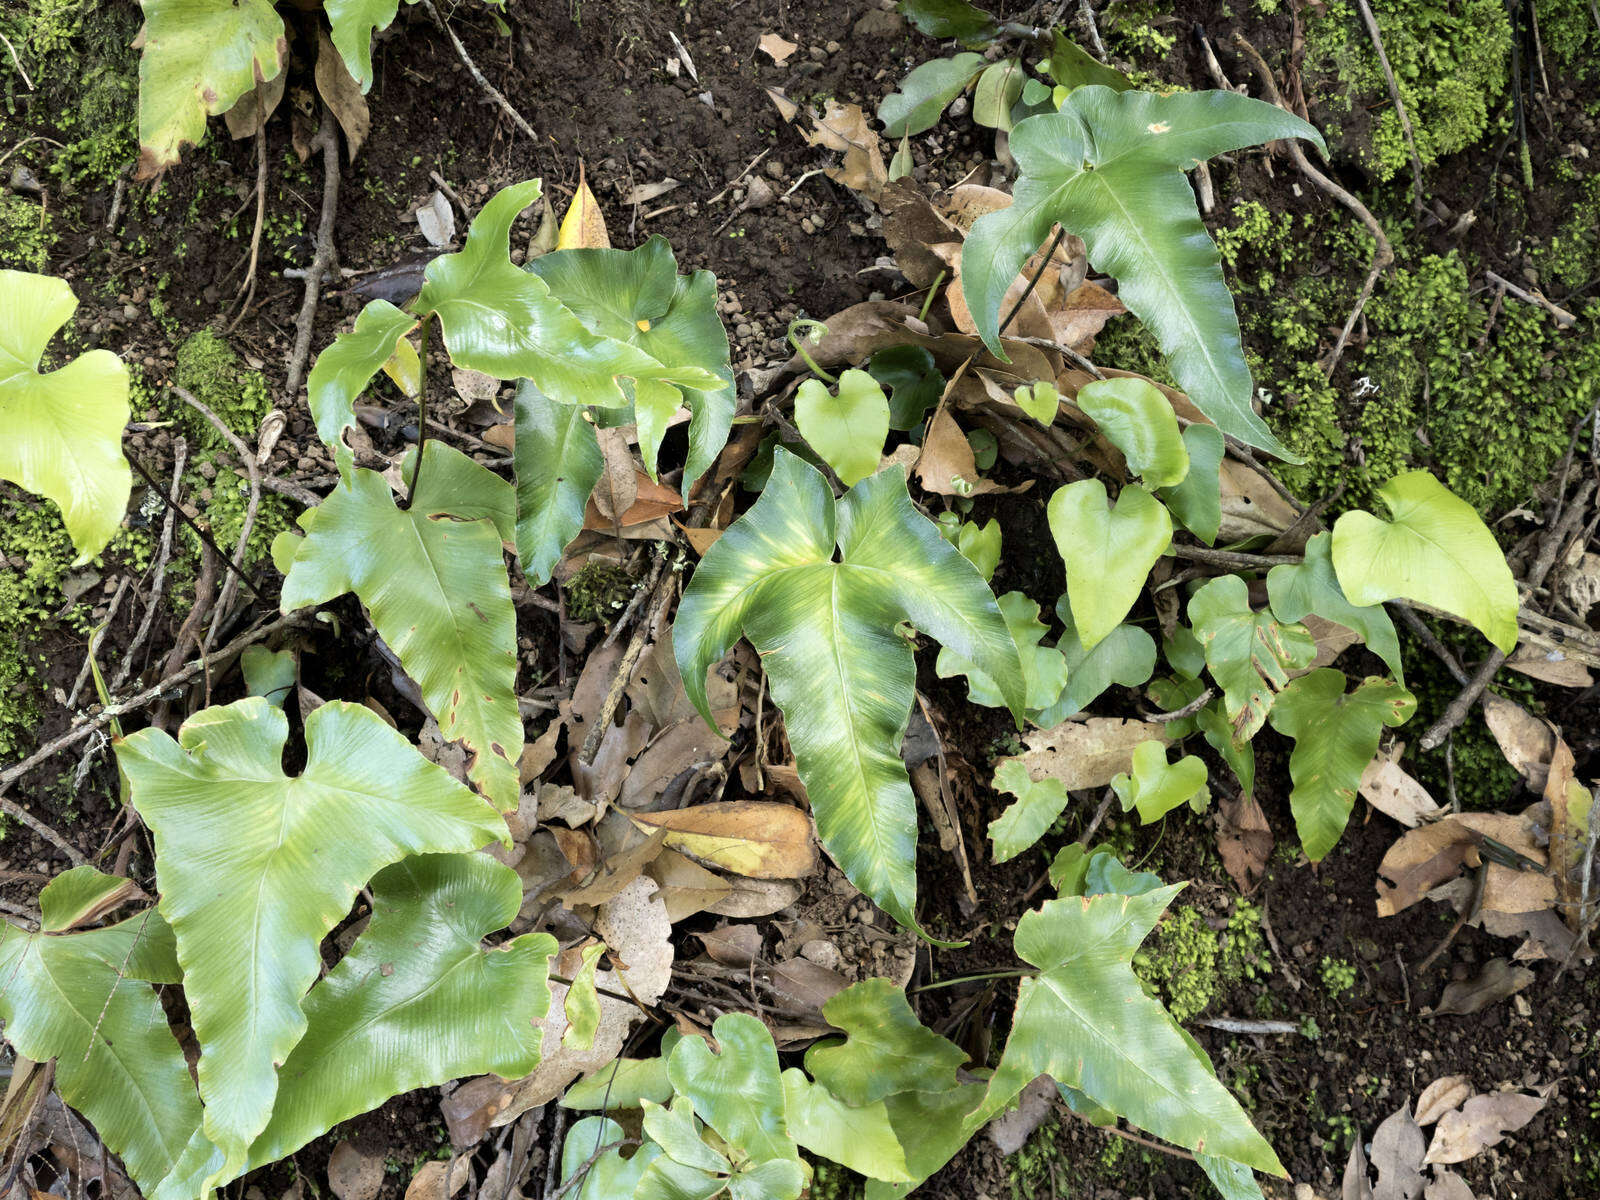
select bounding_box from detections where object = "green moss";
[1133,899,1269,1024]
[1318,955,1357,996]
[1006,1116,1064,1200]
[168,329,272,447]
[0,195,52,271]
[805,1155,863,1200]
[1304,0,1512,182]
[565,562,638,624]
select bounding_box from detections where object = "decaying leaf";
[405,1157,472,1200]
[1368,1102,1425,1200]
[557,163,610,251]
[327,1141,384,1200]
[1359,744,1445,828]
[1008,718,1170,792]
[1216,791,1273,894]
[1415,1076,1473,1127]
[1482,694,1555,790]
[1375,810,1555,918]
[1506,643,1592,687]
[1424,1089,1549,1165]
[313,27,369,158]
[803,101,888,198]
[629,802,818,879]
[1430,958,1534,1017]
[759,32,799,64]
[645,849,733,922]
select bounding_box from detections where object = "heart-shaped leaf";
[988,758,1070,864]
[1331,471,1518,654]
[306,298,418,452]
[668,1014,797,1165]
[116,698,507,1175]
[961,88,1324,457]
[1189,575,1317,741]
[675,448,1021,935]
[1268,670,1416,860]
[805,978,967,1105]
[1048,479,1173,651]
[276,442,521,809]
[0,271,131,563]
[794,369,891,486]
[1111,740,1209,823]
[989,888,1281,1174]
[1268,531,1404,683]
[1076,377,1188,488]
[0,872,193,1198]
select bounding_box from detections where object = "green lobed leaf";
[865,1078,992,1198]
[1268,531,1404,683]
[793,369,891,486]
[1034,603,1157,725]
[413,182,721,404]
[898,0,998,46]
[1330,471,1518,654]
[1075,377,1189,488]
[878,54,986,137]
[0,270,132,564]
[780,1070,913,1183]
[1158,422,1225,545]
[0,873,192,1198]
[989,888,1282,1173]
[134,0,286,174]
[1189,575,1316,741]
[115,698,507,1176]
[564,941,608,1052]
[645,1098,732,1175]
[668,1014,797,1165]
[1048,479,1173,651]
[512,383,603,587]
[961,88,1325,458]
[988,758,1071,864]
[1267,669,1416,860]
[324,0,412,92]
[564,1117,665,1198]
[635,1156,727,1200]
[674,449,1021,936]
[277,442,521,809]
[952,517,1002,581]
[806,978,967,1104]
[1013,380,1060,425]
[1111,740,1209,823]
[306,299,418,453]
[240,644,296,709]
[936,590,1067,713]
[527,237,734,488]
[869,345,943,431]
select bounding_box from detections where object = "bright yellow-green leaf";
[1048,478,1172,650]
[805,979,966,1105]
[134,0,287,175]
[564,941,607,1052]
[1331,470,1518,654]
[1013,381,1059,425]
[1268,531,1404,683]
[794,369,891,486]
[1111,740,1209,823]
[953,517,1002,580]
[1189,575,1316,741]
[1076,376,1189,489]
[643,1098,730,1175]
[306,299,418,452]
[989,758,1070,863]
[0,270,131,563]
[781,1070,913,1183]
[1033,601,1157,724]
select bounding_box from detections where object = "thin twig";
[0,30,32,90]
[578,560,676,766]
[1484,269,1579,327]
[1352,0,1425,216]
[112,439,187,693]
[284,108,341,404]
[1390,603,1469,685]
[421,0,538,141]
[1197,1016,1301,1035]
[1171,544,1303,571]
[1146,686,1214,723]
[228,124,268,333]
[124,451,260,601]
[1077,0,1106,57]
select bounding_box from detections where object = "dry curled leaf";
[1506,643,1592,687]
[1375,810,1555,918]
[759,32,798,64]
[313,27,370,158]
[629,801,818,879]
[1011,718,1170,792]
[1482,694,1555,790]
[1431,958,1534,1017]
[1216,791,1273,894]
[645,848,733,922]
[1360,745,1445,828]
[1424,1090,1548,1165]
[1415,1076,1473,1127]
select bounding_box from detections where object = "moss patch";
[1133,899,1270,1024]
[0,195,52,272]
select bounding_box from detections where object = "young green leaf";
[133,0,286,174]
[243,854,557,1170]
[563,1117,665,1197]
[644,1098,732,1175]
[1189,575,1317,741]
[563,941,608,1053]
[0,874,193,1198]
[115,698,507,1175]
[306,299,418,452]
[669,1013,797,1165]
[1013,381,1060,425]
[1075,377,1189,489]
[277,442,520,810]
[1111,740,1209,823]
[0,271,131,563]
[878,54,986,137]
[1045,31,1132,92]
[989,758,1071,864]
[1033,602,1157,723]
[240,644,296,709]
[674,449,1021,936]
[324,0,412,92]
[793,369,891,486]
[512,384,603,587]
[1198,1152,1268,1200]
[936,590,1067,713]
[1197,698,1256,799]
[988,889,1282,1174]
[868,345,942,431]
[1048,479,1173,650]
[898,0,999,46]
[1268,670,1416,860]
[1331,471,1518,654]
[1267,531,1404,683]
[780,1070,914,1183]
[805,978,967,1104]
[413,182,721,405]
[973,59,1025,130]
[961,88,1325,458]
[952,517,1002,581]
[527,237,735,488]
[1158,422,1225,545]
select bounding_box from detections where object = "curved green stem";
[787,318,838,384]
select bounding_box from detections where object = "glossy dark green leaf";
[879,54,986,137]
[898,0,998,46]
[512,383,603,587]
[1268,531,1404,683]
[868,345,942,431]
[1046,31,1132,92]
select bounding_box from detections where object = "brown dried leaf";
[765,86,799,123]
[1506,644,1592,687]
[766,957,848,1015]
[1218,458,1300,541]
[440,1076,514,1148]
[405,1159,471,1200]
[1375,811,1555,918]
[1012,718,1170,792]
[1047,281,1126,352]
[1424,1091,1548,1165]
[1360,746,1445,828]
[1370,1102,1426,1200]
[557,827,668,907]
[1344,1132,1375,1200]
[328,1142,385,1200]
[224,67,286,139]
[1543,737,1592,925]
[699,923,763,967]
[916,408,1007,497]
[629,801,818,879]
[313,28,370,158]
[591,426,639,525]
[1482,694,1555,790]
[1217,791,1273,894]
[1423,1172,1476,1200]
[801,101,887,198]
[646,849,733,922]
[706,877,803,919]
[1415,1076,1473,1127]
[1431,958,1534,1017]
[618,719,731,810]
[880,180,962,288]
[759,32,798,64]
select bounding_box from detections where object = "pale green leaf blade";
[37,865,144,933]
[780,1070,913,1182]
[1267,531,1404,683]
[1198,1153,1267,1200]
[668,1014,796,1164]
[1076,377,1188,488]
[1189,575,1317,741]
[1159,422,1225,545]
[324,0,398,92]
[1111,740,1209,823]
[1267,670,1416,860]
[973,58,1024,130]
[1049,479,1172,650]
[0,271,131,563]
[1033,602,1157,724]
[644,1099,732,1174]
[563,1117,666,1198]
[306,299,418,451]
[512,383,603,587]
[243,854,556,1170]
[878,54,985,136]
[952,518,1002,581]
[527,237,734,489]
[869,1079,991,1196]
[1330,471,1518,654]
[134,0,286,174]
[278,442,521,809]
[563,941,607,1053]
[1046,31,1131,92]
[727,1158,806,1200]
[936,590,1066,712]
[794,370,890,486]
[561,1050,676,1111]
[988,759,1071,864]
[1063,86,1326,168]
[0,903,196,1197]
[241,644,296,710]
[805,978,967,1104]
[635,1157,726,1200]
[115,698,507,1168]
[989,889,1282,1173]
